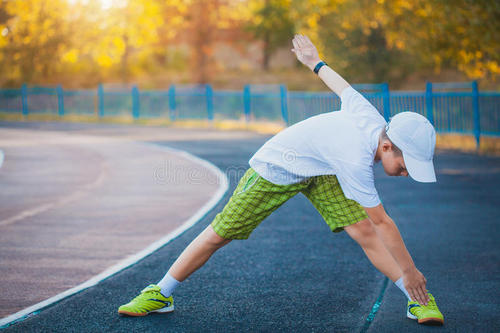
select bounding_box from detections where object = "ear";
[382,140,392,152]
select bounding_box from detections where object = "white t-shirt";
[249,86,387,208]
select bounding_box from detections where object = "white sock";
[395,277,412,301]
[157,272,180,297]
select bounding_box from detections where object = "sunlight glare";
[67,0,116,10]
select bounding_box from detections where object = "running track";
[2,122,500,332]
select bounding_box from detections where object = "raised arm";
[291,34,350,96]
[364,203,430,305]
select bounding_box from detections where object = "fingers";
[409,288,422,305]
[296,35,305,47]
[419,273,429,304]
[297,34,308,48]
[291,40,299,57]
[292,34,318,67]
[293,34,308,48]
[405,282,429,305]
[409,284,428,305]
[420,285,430,304]
[408,288,417,303]
[416,286,427,305]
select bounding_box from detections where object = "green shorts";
[211,167,368,240]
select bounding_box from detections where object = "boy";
[118,34,444,325]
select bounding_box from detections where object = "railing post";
[425,82,434,125]
[243,84,251,122]
[168,85,176,121]
[57,85,65,116]
[132,85,140,119]
[280,84,289,125]
[472,80,480,150]
[206,84,214,121]
[382,82,391,121]
[21,83,28,116]
[98,84,104,117]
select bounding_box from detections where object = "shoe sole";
[407,310,443,326]
[118,305,174,317]
[417,317,444,326]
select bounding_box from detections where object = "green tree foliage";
[380,0,500,80]
[244,0,295,70]
[0,0,73,85]
[157,0,250,83]
[315,0,416,84]
[0,0,497,87]
[104,0,163,83]
[319,0,500,83]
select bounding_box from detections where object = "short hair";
[380,128,403,157]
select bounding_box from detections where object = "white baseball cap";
[386,112,437,183]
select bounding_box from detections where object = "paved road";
[2,122,500,332]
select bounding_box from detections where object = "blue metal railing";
[1,81,498,148]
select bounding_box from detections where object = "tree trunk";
[121,34,130,84]
[191,0,216,84]
[262,29,270,71]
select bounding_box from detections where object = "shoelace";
[132,289,158,302]
[426,299,438,310]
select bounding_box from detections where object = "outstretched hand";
[403,267,429,305]
[291,34,321,71]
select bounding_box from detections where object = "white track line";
[0,149,4,168]
[0,143,229,329]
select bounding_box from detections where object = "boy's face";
[380,143,409,177]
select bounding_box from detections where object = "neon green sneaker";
[407,293,444,325]
[118,284,174,316]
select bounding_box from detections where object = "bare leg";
[344,218,402,282]
[168,224,232,282]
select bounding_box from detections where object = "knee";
[205,225,232,248]
[345,218,377,247]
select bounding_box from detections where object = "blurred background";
[0,0,498,91]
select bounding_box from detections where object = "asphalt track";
[0,123,225,319]
[2,122,500,332]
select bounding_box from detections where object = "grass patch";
[0,112,173,126]
[436,133,500,155]
[171,119,285,135]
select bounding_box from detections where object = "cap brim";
[403,151,436,183]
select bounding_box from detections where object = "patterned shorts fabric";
[211,167,368,240]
